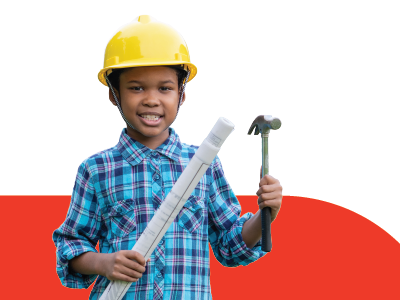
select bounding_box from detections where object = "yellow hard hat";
[98,15,197,86]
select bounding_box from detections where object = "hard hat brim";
[98,61,197,86]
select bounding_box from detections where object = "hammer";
[248,115,281,252]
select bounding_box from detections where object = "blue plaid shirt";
[53,128,265,300]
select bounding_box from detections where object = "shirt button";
[157,273,162,278]
[155,174,160,180]
[152,152,158,157]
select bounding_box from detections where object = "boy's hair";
[107,66,188,93]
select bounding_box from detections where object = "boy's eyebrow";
[126,80,176,84]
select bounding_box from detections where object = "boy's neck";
[126,126,170,150]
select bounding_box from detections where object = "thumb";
[259,174,267,186]
[259,174,277,186]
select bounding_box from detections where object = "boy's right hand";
[102,250,149,282]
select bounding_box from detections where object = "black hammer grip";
[262,207,272,252]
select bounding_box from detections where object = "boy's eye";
[160,86,172,91]
[129,86,143,91]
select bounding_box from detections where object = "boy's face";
[109,66,185,149]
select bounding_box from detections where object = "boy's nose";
[142,91,160,107]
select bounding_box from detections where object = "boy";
[53,15,282,300]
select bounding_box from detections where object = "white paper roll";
[99,117,235,300]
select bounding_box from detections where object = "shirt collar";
[117,127,182,167]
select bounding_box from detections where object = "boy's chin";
[128,125,169,139]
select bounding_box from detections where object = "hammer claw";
[247,124,254,135]
[247,124,260,135]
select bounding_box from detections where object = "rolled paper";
[99,117,235,300]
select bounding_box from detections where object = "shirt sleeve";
[52,161,102,289]
[207,156,266,267]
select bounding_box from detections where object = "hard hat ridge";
[137,15,154,24]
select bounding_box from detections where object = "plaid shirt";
[53,128,265,300]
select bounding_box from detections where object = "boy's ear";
[180,92,186,106]
[109,88,120,106]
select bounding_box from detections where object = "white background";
[1,1,399,242]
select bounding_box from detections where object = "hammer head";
[248,115,281,135]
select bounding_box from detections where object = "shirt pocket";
[103,199,137,238]
[178,195,205,234]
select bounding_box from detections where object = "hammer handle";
[262,136,272,252]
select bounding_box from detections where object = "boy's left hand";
[256,174,283,222]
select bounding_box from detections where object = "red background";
[1,195,399,299]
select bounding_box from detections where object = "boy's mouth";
[140,114,161,121]
[137,113,164,125]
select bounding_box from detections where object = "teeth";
[141,115,160,121]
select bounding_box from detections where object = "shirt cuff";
[226,212,267,266]
[55,236,98,289]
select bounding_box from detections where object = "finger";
[256,183,282,196]
[259,174,279,187]
[120,265,144,280]
[124,250,146,266]
[258,198,282,210]
[110,271,140,283]
[257,191,282,203]
[122,257,146,274]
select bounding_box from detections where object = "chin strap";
[176,70,190,116]
[105,69,191,130]
[105,73,136,131]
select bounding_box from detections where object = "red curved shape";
[0,195,399,299]
[210,196,400,299]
